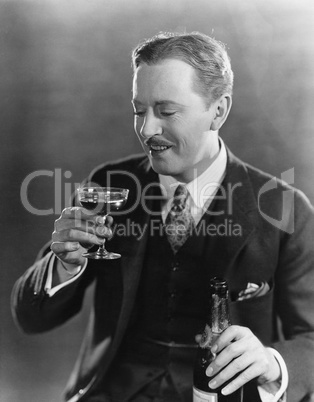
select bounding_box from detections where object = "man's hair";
[132,31,234,104]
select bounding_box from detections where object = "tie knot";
[172,185,188,211]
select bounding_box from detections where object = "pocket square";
[237,282,270,301]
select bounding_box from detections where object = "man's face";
[132,58,220,183]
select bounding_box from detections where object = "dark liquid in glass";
[80,197,126,215]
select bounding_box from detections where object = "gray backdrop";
[1,0,314,401]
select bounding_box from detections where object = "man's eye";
[160,111,176,116]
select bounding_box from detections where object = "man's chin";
[149,158,197,183]
[149,158,175,177]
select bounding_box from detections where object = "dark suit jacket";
[12,150,314,401]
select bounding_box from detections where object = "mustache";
[145,137,173,147]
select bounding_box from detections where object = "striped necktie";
[165,184,194,253]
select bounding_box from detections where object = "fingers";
[54,207,113,242]
[50,241,87,266]
[205,326,275,395]
[218,361,265,396]
[60,207,114,225]
[206,329,249,379]
[208,325,252,361]
[51,241,80,254]
[54,217,95,234]
[213,325,249,348]
[207,349,258,395]
[52,228,105,245]
[51,208,114,265]
[60,207,101,221]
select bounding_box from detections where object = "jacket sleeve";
[11,243,95,334]
[272,189,314,401]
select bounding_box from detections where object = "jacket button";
[31,291,41,305]
[171,261,179,271]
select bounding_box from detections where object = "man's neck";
[172,138,221,184]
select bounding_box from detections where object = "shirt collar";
[159,138,227,209]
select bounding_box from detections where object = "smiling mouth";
[148,144,172,156]
[146,138,173,156]
[150,144,172,152]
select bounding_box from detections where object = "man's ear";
[210,94,232,131]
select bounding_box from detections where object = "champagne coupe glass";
[77,187,129,260]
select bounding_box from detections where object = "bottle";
[193,277,243,402]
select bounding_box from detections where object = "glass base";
[82,250,121,260]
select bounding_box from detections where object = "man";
[12,32,314,401]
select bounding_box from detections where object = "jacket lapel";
[199,149,258,281]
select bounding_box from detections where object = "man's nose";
[139,113,162,138]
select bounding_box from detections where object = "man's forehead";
[133,58,195,79]
[132,60,198,100]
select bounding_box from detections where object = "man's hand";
[204,325,281,395]
[51,207,113,267]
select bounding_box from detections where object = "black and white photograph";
[1,0,314,401]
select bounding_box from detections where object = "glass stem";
[99,238,106,251]
[96,214,108,255]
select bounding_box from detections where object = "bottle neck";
[210,291,231,334]
[199,283,231,349]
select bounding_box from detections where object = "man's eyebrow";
[132,99,185,107]
[155,100,185,107]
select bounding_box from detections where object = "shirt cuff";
[44,251,87,297]
[257,347,289,402]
